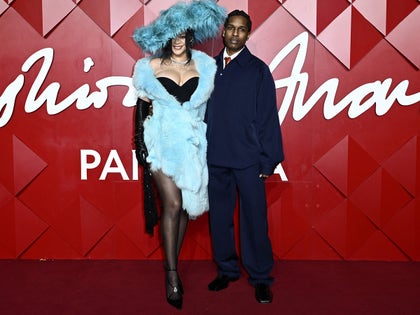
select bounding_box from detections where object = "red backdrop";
[0,0,419,261]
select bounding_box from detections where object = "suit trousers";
[208,163,274,286]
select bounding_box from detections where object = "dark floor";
[0,260,419,315]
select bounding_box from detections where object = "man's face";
[223,15,250,55]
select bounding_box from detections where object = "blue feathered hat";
[133,0,226,54]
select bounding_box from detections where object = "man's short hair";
[225,10,252,32]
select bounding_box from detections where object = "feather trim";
[133,0,226,54]
[132,50,216,217]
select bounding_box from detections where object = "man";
[205,10,284,304]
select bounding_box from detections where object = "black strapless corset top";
[157,76,199,103]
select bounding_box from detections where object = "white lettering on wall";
[80,149,101,180]
[80,149,139,180]
[269,32,420,124]
[100,149,129,180]
[1,34,419,182]
[1,34,419,128]
[79,149,289,181]
[0,47,137,128]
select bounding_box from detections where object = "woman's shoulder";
[149,57,161,66]
[135,56,162,66]
[134,57,164,76]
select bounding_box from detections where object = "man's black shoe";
[208,275,238,291]
[255,283,273,303]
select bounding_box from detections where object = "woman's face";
[171,32,187,57]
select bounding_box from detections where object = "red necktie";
[224,56,231,67]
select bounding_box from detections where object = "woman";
[132,0,226,310]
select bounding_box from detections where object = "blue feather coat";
[132,50,216,217]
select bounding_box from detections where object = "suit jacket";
[206,47,284,175]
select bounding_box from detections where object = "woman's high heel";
[166,269,183,309]
[178,277,184,294]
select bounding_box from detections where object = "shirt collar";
[223,47,244,61]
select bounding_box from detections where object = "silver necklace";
[170,57,188,65]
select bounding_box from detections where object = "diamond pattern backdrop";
[0,0,419,261]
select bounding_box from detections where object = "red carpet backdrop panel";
[0,0,419,260]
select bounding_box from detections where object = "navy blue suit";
[206,47,284,286]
